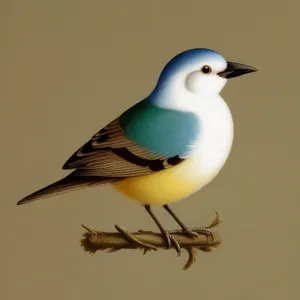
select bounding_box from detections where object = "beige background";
[1,1,298,299]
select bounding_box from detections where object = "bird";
[17,48,257,253]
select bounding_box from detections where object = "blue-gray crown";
[157,48,226,85]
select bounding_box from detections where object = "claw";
[184,229,199,238]
[167,227,215,245]
[171,237,181,256]
[163,231,172,249]
[168,225,216,243]
[196,228,215,242]
[161,231,181,256]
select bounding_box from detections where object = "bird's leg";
[163,204,214,239]
[144,205,181,255]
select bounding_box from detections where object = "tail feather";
[17,174,117,205]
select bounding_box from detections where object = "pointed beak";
[218,61,257,79]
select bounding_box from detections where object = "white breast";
[152,74,234,188]
[191,94,234,180]
[169,92,234,185]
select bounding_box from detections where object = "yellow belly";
[112,158,215,205]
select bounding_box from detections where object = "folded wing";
[63,100,202,178]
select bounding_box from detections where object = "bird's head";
[153,48,257,96]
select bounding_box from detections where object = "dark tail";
[17,173,117,205]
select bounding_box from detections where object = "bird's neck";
[148,73,188,109]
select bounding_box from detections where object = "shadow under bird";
[18,48,257,253]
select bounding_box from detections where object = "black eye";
[201,65,212,74]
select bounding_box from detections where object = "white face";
[185,59,228,94]
[151,54,229,112]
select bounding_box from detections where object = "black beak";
[218,61,257,79]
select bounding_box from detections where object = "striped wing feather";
[62,118,184,177]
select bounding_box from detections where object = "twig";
[80,211,222,270]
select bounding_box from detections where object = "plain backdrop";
[1,1,298,299]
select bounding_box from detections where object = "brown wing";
[62,118,184,177]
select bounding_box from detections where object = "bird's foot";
[137,229,182,255]
[162,230,182,256]
[167,227,214,245]
[189,227,214,241]
[168,210,222,242]
[115,225,158,252]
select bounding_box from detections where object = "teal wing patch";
[120,100,202,157]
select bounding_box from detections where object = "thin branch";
[80,211,222,270]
